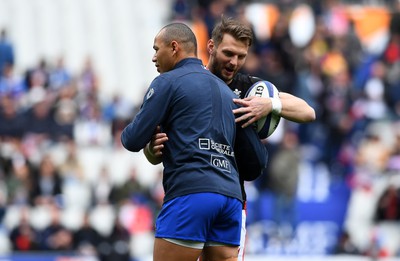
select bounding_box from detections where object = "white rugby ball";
[245,81,281,139]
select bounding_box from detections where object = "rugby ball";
[245,81,281,139]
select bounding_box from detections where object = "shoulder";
[234,73,263,86]
[152,73,172,87]
[230,73,264,98]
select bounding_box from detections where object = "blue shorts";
[155,192,242,246]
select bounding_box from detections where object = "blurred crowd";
[0,0,400,260]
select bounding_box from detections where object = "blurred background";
[0,0,400,260]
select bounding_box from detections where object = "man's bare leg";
[201,245,239,261]
[153,238,202,261]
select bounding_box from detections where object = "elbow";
[122,142,142,152]
[305,108,316,122]
[120,132,142,152]
[121,141,142,152]
[120,138,132,151]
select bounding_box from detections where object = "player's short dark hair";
[161,23,198,55]
[211,17,253,47]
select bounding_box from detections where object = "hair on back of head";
[211,16,253,47]
[160,23,198,56]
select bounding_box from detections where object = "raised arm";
[233,92,316,128]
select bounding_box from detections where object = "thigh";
[154,238,202,261]
[202,245,239,261]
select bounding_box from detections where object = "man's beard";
[211,62,231,84]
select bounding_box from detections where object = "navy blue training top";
[121,58,242,203]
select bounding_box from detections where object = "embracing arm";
[233,92,316,128]
[279,92,316,123]
[143,126,168,165]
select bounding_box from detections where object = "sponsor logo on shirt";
[211,154,231,172]
[199,138,233,172]
[198,138,234,157]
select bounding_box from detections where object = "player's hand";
[233,96,272,128]
[149,126,168,157]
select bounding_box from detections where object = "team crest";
[233,89,241,98]
[146,88,154,99]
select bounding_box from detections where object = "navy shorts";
[155,192,242,246]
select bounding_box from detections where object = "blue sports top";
[121,58,243,203]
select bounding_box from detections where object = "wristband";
[271,97,282,115]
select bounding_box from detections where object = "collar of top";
[174,58,203,70]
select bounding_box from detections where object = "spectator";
[98,218,131,261]
[58,140,84,181]
[53,85,79,141]
[0,63,26,101]
[38,204,73,251]
[77,57,99,98]
[374,185,400,222]
[23,88,56,139]
[73,212,101,256]
[29,154,63,206]
[91,166,115,206]
[383,1,400,116]
[264,130,301,232]
[48,57,71,92]
[9,207,39,251]
[110,167,152,206]
[354,124,392,177]
[334,230,360,255]
[24,59,50,91]
[74,102,112,146]
[0,95,25,138]
[0,29,14,73]
[5,153,31,205]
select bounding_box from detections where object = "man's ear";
[207,39,214,54]
[171,41,179,54]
